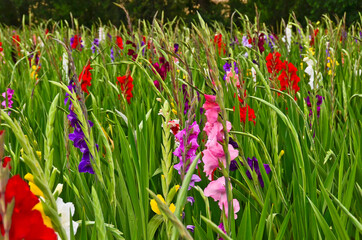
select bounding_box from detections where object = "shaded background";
[0,0,361,28]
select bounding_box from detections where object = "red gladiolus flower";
[278,61,300,98]
[116,36,123,50]
[239,105,256,125]
[79,63,93,94]
[2,156,11,169]
[71,35,82,50]
[0,175,57,240]
[12,35,21,56]
[266,52,283,74]
[233,93,256,125]
[0,42,3,52]
[213,34,226,55]
[116,74,134,104]
[310,29,319,46]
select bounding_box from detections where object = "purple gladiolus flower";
[186,225,195,232]
[110,47,115,62]
[91,38,99,53]
[305,94,324,118]
[173,121,201,190]
[65,79,97,174]
[245,157,271,188]
[187,196,195,205]
[182,84,190,114]
[174,43,179,53]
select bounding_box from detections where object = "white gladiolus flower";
[62,52,69,82]
[283,25,292,52]
[303,57,315,89]
[56,197,79,240]
[99,27,105,43]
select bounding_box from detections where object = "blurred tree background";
[0,0,361,28]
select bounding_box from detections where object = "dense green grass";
[0,12,361,239]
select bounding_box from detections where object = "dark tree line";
[0,0,361,28]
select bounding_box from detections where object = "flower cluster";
[214,34,226,55]
[152,56,170,89]
[182,84,190,114]
[326,56,339,76]
[1,88,14,115]
[116,74,134,104]
[70,35,83,51]
[0,175,57,239]
[79,63,93,94]
[310,29,319,46]
[12,34,21,55]
[303,56,315,89]
[202,95,239,179]
[65,79,96,174]
[202,95,240,219]
[91,38,99,53]
[278,61,300,98]
[305,94,324,118]
[116,36,123,50]
[126,40,138,61]
[266,52,300,98]
[173,121,201,189]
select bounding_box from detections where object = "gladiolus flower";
[70,35,83,50]
[116,74,134,104]
[173,121,201,189]
[278,61,300,98]
[245,157,271,188]
[116,36,123,50]
[150,195,176,215]
[56,197,79,240]
[202,95,239,179]
[214,34,226,55]
[78,63,93,94]
[1,88,14,115]
[204,177,240,219]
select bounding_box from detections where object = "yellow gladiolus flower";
[150,194,176,215]
[24,173,44,198]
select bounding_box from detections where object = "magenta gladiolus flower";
[1,88,14,115]
[204,177,240,219]
[173,121,201,189]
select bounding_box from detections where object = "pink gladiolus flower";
[202,95,239,179]
[204,177,240,219]
[203,95,220,123]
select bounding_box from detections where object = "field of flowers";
[0,11,361,240]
